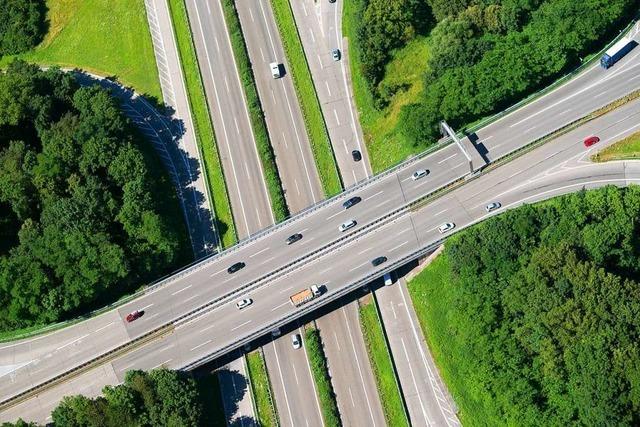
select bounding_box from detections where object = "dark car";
[371,256,387,267]
[227,261,246,274]
[125,310,143,323]
[342,196,362,209]
[286,233,303,245]
[352,150,362,161]
[583,135,600,147]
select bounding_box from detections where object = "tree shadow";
[216,365,258,426]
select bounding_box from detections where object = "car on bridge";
[286,233,303,245]
[371,256,387,267]
[412,169,429,180]
[485,202,501,212]
[125,310,143,323]
[583,135,600,147]
[438,222,455,233]
[343,196,361,209]
[236,298,253,310]
[227,262,246,274]
[339,219,357,232]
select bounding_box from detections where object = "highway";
[235,0,324,211]
[185,0,274,239]
[2,35,640,422]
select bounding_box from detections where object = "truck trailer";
[289,285,322,307]
[601,37,638,69]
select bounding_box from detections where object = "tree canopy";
[412,185,640,425]
[0,61,189,331]
[0,0,46,55]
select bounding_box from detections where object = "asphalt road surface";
[235,0,324,211]
[288,0,371,187]
[3,36,640,421]
[185,0,274,239]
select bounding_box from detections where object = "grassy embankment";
[305,327,342,426]
[269,0,343,197]
[167,0,237,247]
[592,130,640,162]
[221,0,289,222]
[342,0,431,173]
[246,351,279,427]
[359,299,410,427]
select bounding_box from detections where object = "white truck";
[290,284,321,307]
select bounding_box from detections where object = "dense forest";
[351,0,639,145]
[0,61,190,331]
[0,0,46,55]
[2,369,203,426]
[410,185,640,425]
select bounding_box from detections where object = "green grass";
[196,372,229,426]
[359,299,410,427]
[305,327,342,427]
[0,0,162,101]
[592,130,640,162]
[167,0,237,248]
[246,351,279,427]
[269,0,342,197]
[407,254,489,425]
[221,0,289,222]
[342,0,430,173]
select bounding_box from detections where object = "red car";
[583,136,600,147]
[125,310,142,322]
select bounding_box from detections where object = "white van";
[270,62,281,79]
[383,272,394,286]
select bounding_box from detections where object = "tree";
[0,0,46,55]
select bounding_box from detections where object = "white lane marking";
[248,7,255,22]
[210,266,229,277]
[272,89,278,105]
[438,153,458,164]
[349,386,356,407]
[333,331,341,351]
[260,256,276,266]
[202,322,217,333]
[56,334,89,351]
[190,339,212,352]
[333,109,341,125]
[309,28,316,43]
[231,320,252,331]
[152,359,172,370]
[94,322,115,334]
[206,0,211,15]
[234,116,240,134]
[325,81,332,97]
[295,178,301,195]
[343,138,349,155]
[272,343,294,422]
[271,300,289,311]
[214,36,221,53]
[480,135,494,142]
[139,303,154,311]
[259,46,265,62]
[433,208,448,216]
[171,284,192,296]
[401,337,431,424]
[282,131,288,148]
[390,303,397,320]
[300,236,315,245]
[325,210,343,221]
[367,190,384,200]
[318,266,332,275]
[318,54,324,69]
[358,247,372,255]
[523,125,537,133]
[389,240,409,252]
[349,261,368,272]
[224,75,230,93]
[245,162,251,180]
[291,361,300,385]
[249,247,270,258]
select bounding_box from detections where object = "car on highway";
[332,49,341,61]
[352,150,362,161]
[583,135,600,147]
[125,310,143,323]
[383,272,394,286]
[286,233,303,245]
[371,256,387,267]
[227,261,246,274]
[485,202,501,212]
[291,334,302,349]
[339,219,357,232]
[438,222,455,234]
[236,298,253,309]
[329,0,336,3]
[412,169,429,180]
[343,196,361,209]
[270,62,281,79]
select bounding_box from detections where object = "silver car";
[236,298,253,309]
[438,222,455,234]
[291,334,302,349]
[485,202,501,212]
[339,219,357,232]
[332,49,341,61]
[412,169,428,180]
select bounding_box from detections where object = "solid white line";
[171,284,192,296]
[190,339,212,352]
[401,337,431,424]
[249,247,270,258]
[438,153,457,164]
[231,320,251,331]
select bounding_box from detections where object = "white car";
[270,62,281,79]
[339,219,357,232]
[412,169,428,180]
[485,202,501,212]
[331,49,341,61]
[236,298,253,309]
[291,334,302,349]
[438,222,455,234]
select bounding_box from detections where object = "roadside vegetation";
[592,130,640,162]
[305,327,342,427]
[4,369,204,426]
[0,0,46,56]
[196,371,229,426]
[221,0,289,222]
[0,63,190,331]
[269,0,343,197]
[359,298,410,427]
[0,0,163,101]
[167,0,237,247]
[408,185,640,425]
[246,350,279,427]
[344,0,638,170]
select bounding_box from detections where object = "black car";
[286,233,303,245]
[351,150,362,161]
[371,256,387,267]
[227,261,246,274]
[342,196,362,209]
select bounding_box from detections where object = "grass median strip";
[592,129,640,162]
[305,327,342,427]
[359,298,410,427]
[246,350,279,427]
[167,0,237,247]
[269,0,343,197]
[222,0,289,222]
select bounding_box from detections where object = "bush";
[305,328,342,427]
[0,0,46,55]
